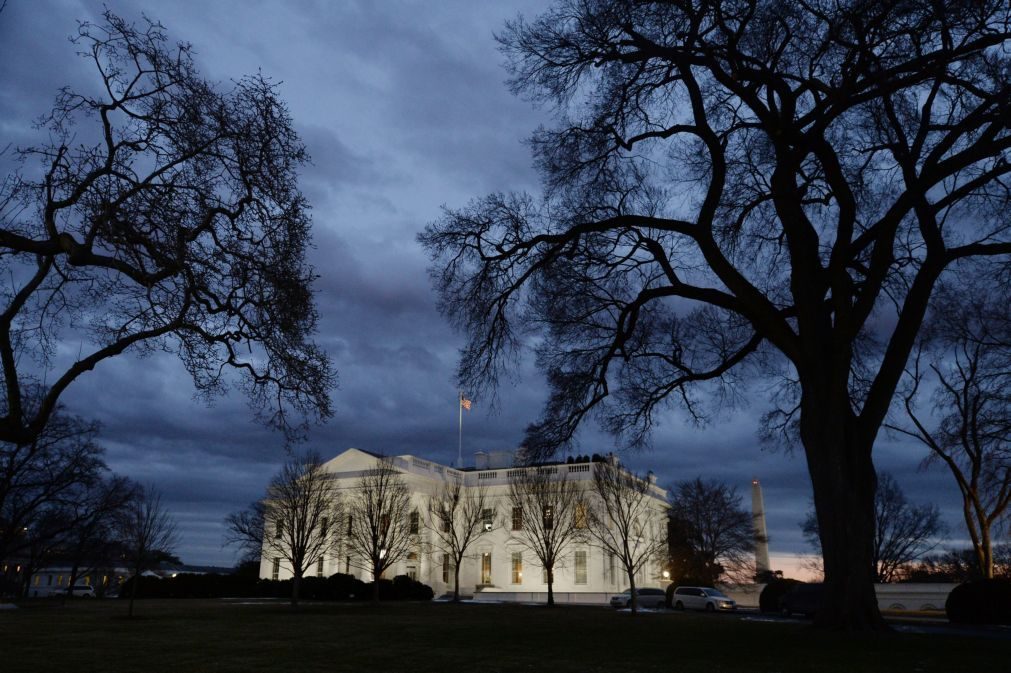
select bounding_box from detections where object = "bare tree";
[345,457,414,602]
[420,1,1011,628]
[802,474,943,583]
[258,452,342,607]
[117,485,179,618]
[668,479,754,586]
[0,405,105,565]
[507,466,583,607]
[224,500,267,566]
[426,478,492,601]
[585,462,666,613]
[59,474,138,600]
[887,293,1010,578]
[0,10,333,447]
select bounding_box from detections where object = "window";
[481,552,492,585]
[271,558,280,581]
[47,575,53,586]
[275,519,283,539]
[347,514,353,535]
[542,505,554,531]
[321,517,329,537]
[542,566,549,584]
[380,513,390,535]
[317,558,324,577]
[575,551,587,585]
[608,553,616,586]
[511,552,523,584]
[482,508,494,530]
[345,556,351,575]
[33,575,40,587]
[409,510,419,534]
[574,502,588,529]
[511,506,522,531]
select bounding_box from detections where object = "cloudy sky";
[0,0,967,571]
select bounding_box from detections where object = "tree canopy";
[0,11,334,445]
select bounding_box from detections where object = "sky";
[0,0,970,572]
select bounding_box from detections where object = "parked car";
[671,586,737,612]
[779,583,824,618]
[68,584,95,598]
[609,587,667,609]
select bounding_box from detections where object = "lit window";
[271,558,280,581]
[33,576,40,587]
[574,502,588,529]
[575,551,587,585]
[511,552,522,584]
[481,552,492,585]
[512,507,522,531]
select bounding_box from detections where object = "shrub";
[945,579,1011,625]
[759,578,803,613]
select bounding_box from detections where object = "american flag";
[460,394,472,410]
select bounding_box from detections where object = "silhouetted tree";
[420,1,1011,628]
[426,479,492,601]
[888,288,1011,579]
[802,473,943,583]
[345,457,414,602]
[117,485,178,618]
[258,452,343,607]
[59,474,139,599]
[224,500,267,566]
[668,479,754,586]
[585,462,667,614]
[0,405,105,566]
[0,10,333,447]
[507,466,583,607]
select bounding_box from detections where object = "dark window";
[543,505,554,530]
[482,508,494,530]
[512,507,522,531]
[409,510,419,534]
[321,517,329,537]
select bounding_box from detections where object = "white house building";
[258,448,669,598]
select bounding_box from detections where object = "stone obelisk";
[751,479,771,576]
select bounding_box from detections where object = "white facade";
[258,448,669,597]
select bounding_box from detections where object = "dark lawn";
[1,599,1006,673]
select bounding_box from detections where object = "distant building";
[258,448,669,597]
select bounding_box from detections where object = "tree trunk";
[627,568,638,615]
[291,570,301,608]
[546,567,554,607]
[372,563,381,603]
[802,400,886,630]
[128,568,139,618]
[978,523,994,580]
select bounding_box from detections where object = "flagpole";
[457,391,463,468]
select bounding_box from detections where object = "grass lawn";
[2,599,1008,673]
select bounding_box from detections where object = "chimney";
[751,479,771,576]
